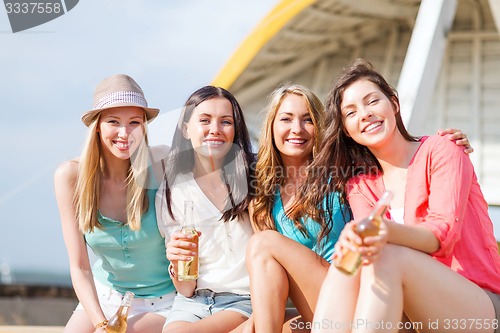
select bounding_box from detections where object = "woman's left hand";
[437,128,474,154]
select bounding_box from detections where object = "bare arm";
[53,160,107,327]
[384,220,439,253]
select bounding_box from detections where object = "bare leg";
[356,245,496,332]
[162,310,249,333]
[284,309,314,333]
[128,312,166,333]
[397,313,416,333]
[230,314,254,333]
[312,264,360,333]
[247,230,330,333]
[231,311,306,333]
[314,244,496,333]
[63,309,94,333]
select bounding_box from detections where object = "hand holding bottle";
[166,230,199,264]
[105,291,134,333]
[166,201,199,281]
[333,191,393,275]
[357,218,388,264]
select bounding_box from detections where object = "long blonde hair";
[252,84,325,232]
[74,114,151,233]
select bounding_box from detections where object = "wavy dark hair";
[297,59,419,218]
[162,86,255,222]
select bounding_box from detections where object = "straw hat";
[81,74,160,126]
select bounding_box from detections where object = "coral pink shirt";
[347,135,500,294]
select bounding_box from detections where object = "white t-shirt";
[156,172,252,295]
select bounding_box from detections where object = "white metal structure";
[213,0,500,207]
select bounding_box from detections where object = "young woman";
[155,86,255,333]
[308,59,500,333]
[245,84,351,333]
[54,74,175,333]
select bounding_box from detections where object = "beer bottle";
[105,291,135,333]
[334,191,393,275]
[177,200,199,281]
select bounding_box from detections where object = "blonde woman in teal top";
[54,74,175,333]
[245,84,351,333]
[272,190,347,263]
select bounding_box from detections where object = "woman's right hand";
[332,219,388,265]
[358,219,388,265]
[332,221,363,262]
[166,230,198,263]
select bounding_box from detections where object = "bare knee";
[361,244,414,279]
[246,229,281,261]
[377,244,414,267]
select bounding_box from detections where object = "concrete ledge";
[0,285,76,327]
[0,298,76,326]
[0,326,63,333]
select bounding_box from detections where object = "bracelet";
[94,319,108,329]
[168,263,178,280]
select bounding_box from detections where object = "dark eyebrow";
[363,92,380,100]
[198,113,234,118]
[341,91,380,113]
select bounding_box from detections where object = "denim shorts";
[75,278,175,319]
[164,289,252,327]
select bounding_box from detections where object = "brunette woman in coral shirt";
[301,59,500,333]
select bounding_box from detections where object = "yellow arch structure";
[211,0,316,89]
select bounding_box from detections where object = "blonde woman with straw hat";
[54,74,175,333]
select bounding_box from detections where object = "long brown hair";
[297,59,419,219]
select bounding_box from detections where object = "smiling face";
[272,93,315,165]
[340,78,398,150]
[184,96,235,162]
[98,106,145,160]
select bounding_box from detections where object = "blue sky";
[0,0,278,277]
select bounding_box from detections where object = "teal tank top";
[272,190,350,262]
[85,189,174,297]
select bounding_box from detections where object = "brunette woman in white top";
[156,86,255,333]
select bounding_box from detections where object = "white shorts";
[74,279,176,319]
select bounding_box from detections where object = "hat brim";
[81,104,160,127]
